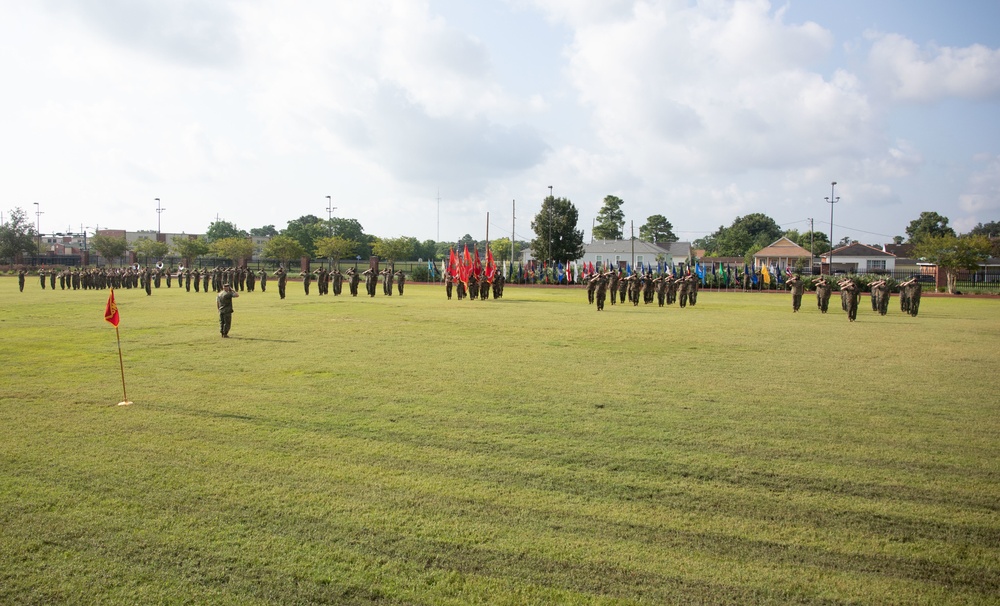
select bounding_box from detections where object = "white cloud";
[867,32,1000,101]
[558,0,873,177]
[959,155,1000,215]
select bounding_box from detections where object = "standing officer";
[216,283,239,338]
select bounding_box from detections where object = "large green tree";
[211,237,255,266]
[0,207,38,263]
[132,238,169,265]
[171,236,210,266]
[912,234,992,293]
[314,236,358,264]
[530,196,585,262]
[639,214,677,244]
[250,225,279,237]
[283,215,327,256]
[696,213,782,257]
[490,237,513,265]
[785,229,831,255]
[968,220,1000,238]
[261,235,306,267]
[372,236,414,262]
[90,234,129,266]
[905,211,956,243]
[205,220,248,243]
[593,195,625,240]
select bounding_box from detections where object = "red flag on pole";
[485,248,496,282]
[104,289,120,327]
[104,288,131,406]
[472,246,483,279]
[448,247,459,279]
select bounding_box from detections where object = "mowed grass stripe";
[1,278,998,604]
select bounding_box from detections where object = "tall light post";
[33,202,43,257]
[547,185,553,265]
[325,195,336,236]
[155,198,166,234]
[825,181,839,275]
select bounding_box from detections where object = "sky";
[2,0,999,247]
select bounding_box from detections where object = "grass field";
[1,279,998,605]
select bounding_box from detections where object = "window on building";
[636,255,644,266]
[867,260,886,271]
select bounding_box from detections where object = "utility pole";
[630,220,635,269]
[33,202,43,257]
[155,198,165,234]
[511,199,516,273]
[547,186,553,265]
[825,182,839,275]
[808,217,814,274]
[325,195,336,236]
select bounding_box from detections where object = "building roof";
[753,236,812,259]
[824,242,895,258]
[884,243,914,257]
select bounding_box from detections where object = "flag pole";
[115,324,131,406]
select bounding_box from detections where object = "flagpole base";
[117,401,133,406]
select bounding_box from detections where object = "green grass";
[1,279,999,605]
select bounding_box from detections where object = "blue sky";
[2,0,998,247]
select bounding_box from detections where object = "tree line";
[3,202,998,283]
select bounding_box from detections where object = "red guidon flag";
[104,289,120,327]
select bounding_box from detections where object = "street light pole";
[325,195,336,236]
[547,186,553,266]
[156,198,165,234]
[33,202,43,257]
[825,182,839,275]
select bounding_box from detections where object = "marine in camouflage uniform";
[786,274,804,312]
[492,271,505,299]
[468,274,478,300]
[595,272,609,311]
[479,275,489,300]
[332,269,343,295]
[688,274,699,306]
[838,278,860,322]
[444,272,453,299]
[654,276,667,307]
[347,267,360,297]
[677,274,690,308]
[217,283,239,337]
[18,268,26,292]
[899,277,922,317]
[869,279,890,315]
[813,277,831,313]
[362,268,377,297]
[275,267,287,299]
[395,270,406,296]
[587,274,598,304]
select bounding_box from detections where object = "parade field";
[1,280,999,605]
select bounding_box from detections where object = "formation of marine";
[585,269,699,311]
[783,274,923,321]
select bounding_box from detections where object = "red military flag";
[472,246,483,279]
[448,247,459,279]
[485,248,496,282]
[104,289,120,327]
